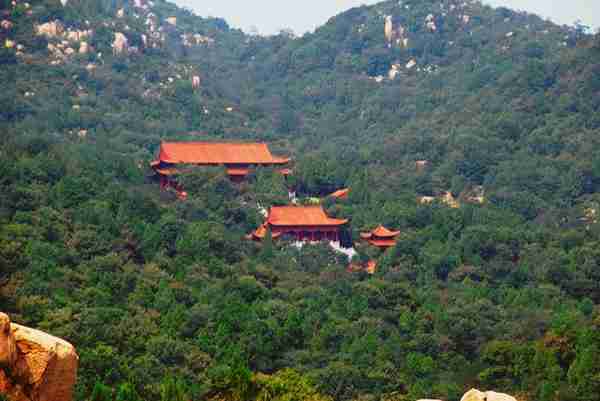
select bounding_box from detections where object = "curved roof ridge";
[156,142,290,165]
[267,205,348,226]
[366,225,401,238]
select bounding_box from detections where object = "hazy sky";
[173,0,599,35]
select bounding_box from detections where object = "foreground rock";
[0,313,78,401]
[461,389,517,401]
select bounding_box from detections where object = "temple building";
[151,142,291,184]
[360,225,401,248]
[249,206,348,242]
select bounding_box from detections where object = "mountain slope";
[1,1,600,401]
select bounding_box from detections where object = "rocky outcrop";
[425,14,437,32]
[79,41,89,54]
[112,32,128,55]
[1,20,13,30]
[0,314,17,369]
[460,389,517,401]
[416,160,429,170]
[388,64,401,80]
[192,34,214,45]
[65,29,92,42]
[35,21,64,38]
[384,15,408,47]
[0,313,78,401]
[384,15,394,42]
[181,33,215,47]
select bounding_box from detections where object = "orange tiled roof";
[372,225,400,237]
[249,224,283,240]
[267,206,348,227]
[226,168,250,176]
[328,188,350,199]
[156,142,290,165]
[361,225,400,239]
[366,239,397,247]
[155,168,180,176]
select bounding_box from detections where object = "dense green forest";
[1,0,600,400]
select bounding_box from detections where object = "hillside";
[1,0,600,401]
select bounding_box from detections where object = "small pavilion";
[360,225,401,248]
[249,205,348,242]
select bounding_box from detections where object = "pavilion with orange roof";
[249,205,348,242]
[360,225,401,248]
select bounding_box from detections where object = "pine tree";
[260,226,274,262]
[116,383,142,401]
[90,381,113,401]
[160,376,187,401]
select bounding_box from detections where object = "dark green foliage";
[116,383,142,401]
[1,0,600,401]
[90,382,113,401]
[159,377,188,401]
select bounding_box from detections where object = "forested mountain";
[1,0,600,400]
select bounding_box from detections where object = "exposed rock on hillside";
[1,20,13,30]
[35,21,64,38]
[192,75,200,89]
[0,313,78,401]
[384,15,393,42]
[64,29,92,42]
[112,32,128,55]
[383,14,407,47]
[79,41,89,54]
[460,389,518,401]
[0,314,17,368]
